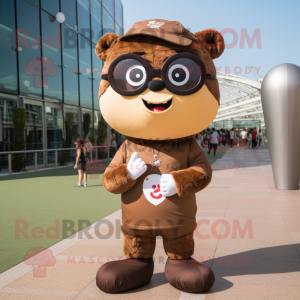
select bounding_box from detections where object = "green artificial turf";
[0,145,227,274]
[0,165,120,274]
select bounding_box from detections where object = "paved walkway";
[1,146,300,299]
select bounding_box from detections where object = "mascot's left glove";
[160,174,177,197]
[126,152,147,180]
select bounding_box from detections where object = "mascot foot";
[165,257,215,293]
[96,258,154,293]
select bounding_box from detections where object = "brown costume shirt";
[104,138,212,236]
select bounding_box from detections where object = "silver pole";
[261,63,300,190]
[55,151,58,169]
[8,154,12,175]
[35,152,38,171]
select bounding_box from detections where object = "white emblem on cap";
[147,21,164,29]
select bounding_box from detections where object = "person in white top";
[198,132,204,148]
[207,128,219,156]
[240,129,247,147]
[229,128,235,148]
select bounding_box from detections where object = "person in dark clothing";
[208,128,219,156]
[252,128,258,149]
[74,138,87,187]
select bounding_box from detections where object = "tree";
[83,113,91,140]
[59,112,75,166]
[97,118,107,159]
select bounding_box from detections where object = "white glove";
[127,152,147,180]
[160,174,177,197]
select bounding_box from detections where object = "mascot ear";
[194,29,225,59]
[95,33,119,61]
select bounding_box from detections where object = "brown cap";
[120,19,198,46]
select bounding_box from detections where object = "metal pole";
[55,151,58,169]
[8,154,12,175]
[35,152,38,171]
[107,146,109,159]
[261,63,300,190]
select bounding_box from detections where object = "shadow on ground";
[115,244,300,294]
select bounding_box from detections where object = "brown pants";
[122,230,194,260]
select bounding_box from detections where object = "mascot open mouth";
[143,99,172,113]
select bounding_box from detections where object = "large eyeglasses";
[101,52,217,96]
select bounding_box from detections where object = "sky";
[121,0,300,81]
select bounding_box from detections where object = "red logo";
[150,184,163,199]
[24,56,57,88]
[24,246,56,277]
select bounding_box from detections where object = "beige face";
[100,84,219,140]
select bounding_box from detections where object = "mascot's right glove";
[126,152,147,180]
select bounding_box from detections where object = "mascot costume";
[95,19,225,293]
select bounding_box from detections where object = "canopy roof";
[215,72,262,122]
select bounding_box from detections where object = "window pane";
[17,0,42,98]
[46,105,64,150]
[92,48,102,110]
[103,0,114,17]
[79,36,92,108]
[62,25,79,105]
[25,103,43,152]
[77,0,91,39]
[94,110,108,158]
[41,11,63,103]
[115,22,123,36]
[0,0,18,94]
[41,0,59,16]
[115,0,122,26]
[103,8,114,35]
[82,108,93,140]
[61,0,77,30]
[94,110,108,145]
[64,105,79,146]
[0,94,17,155]
[91,0,102,44]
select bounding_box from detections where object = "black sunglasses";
[102,52,217,96]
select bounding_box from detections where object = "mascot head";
[96,19,225,140]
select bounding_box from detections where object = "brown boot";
[96,258,154,293]
[165,257,215,293]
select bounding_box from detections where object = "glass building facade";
[0,0,123,162]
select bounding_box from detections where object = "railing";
[0,145,117,176]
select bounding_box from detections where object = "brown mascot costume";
[95,19,225,294]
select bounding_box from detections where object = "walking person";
[241,128,247,147]
[257,129,263,146]
[217,130,221,146]
[252,127,257,149]
[206,130,211,150]
[197,132,204,148]
[229,128,235,148]
[201,131,206,148]
[74,138,87,187]
[247,129,252,149]
[207,128,219,156]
